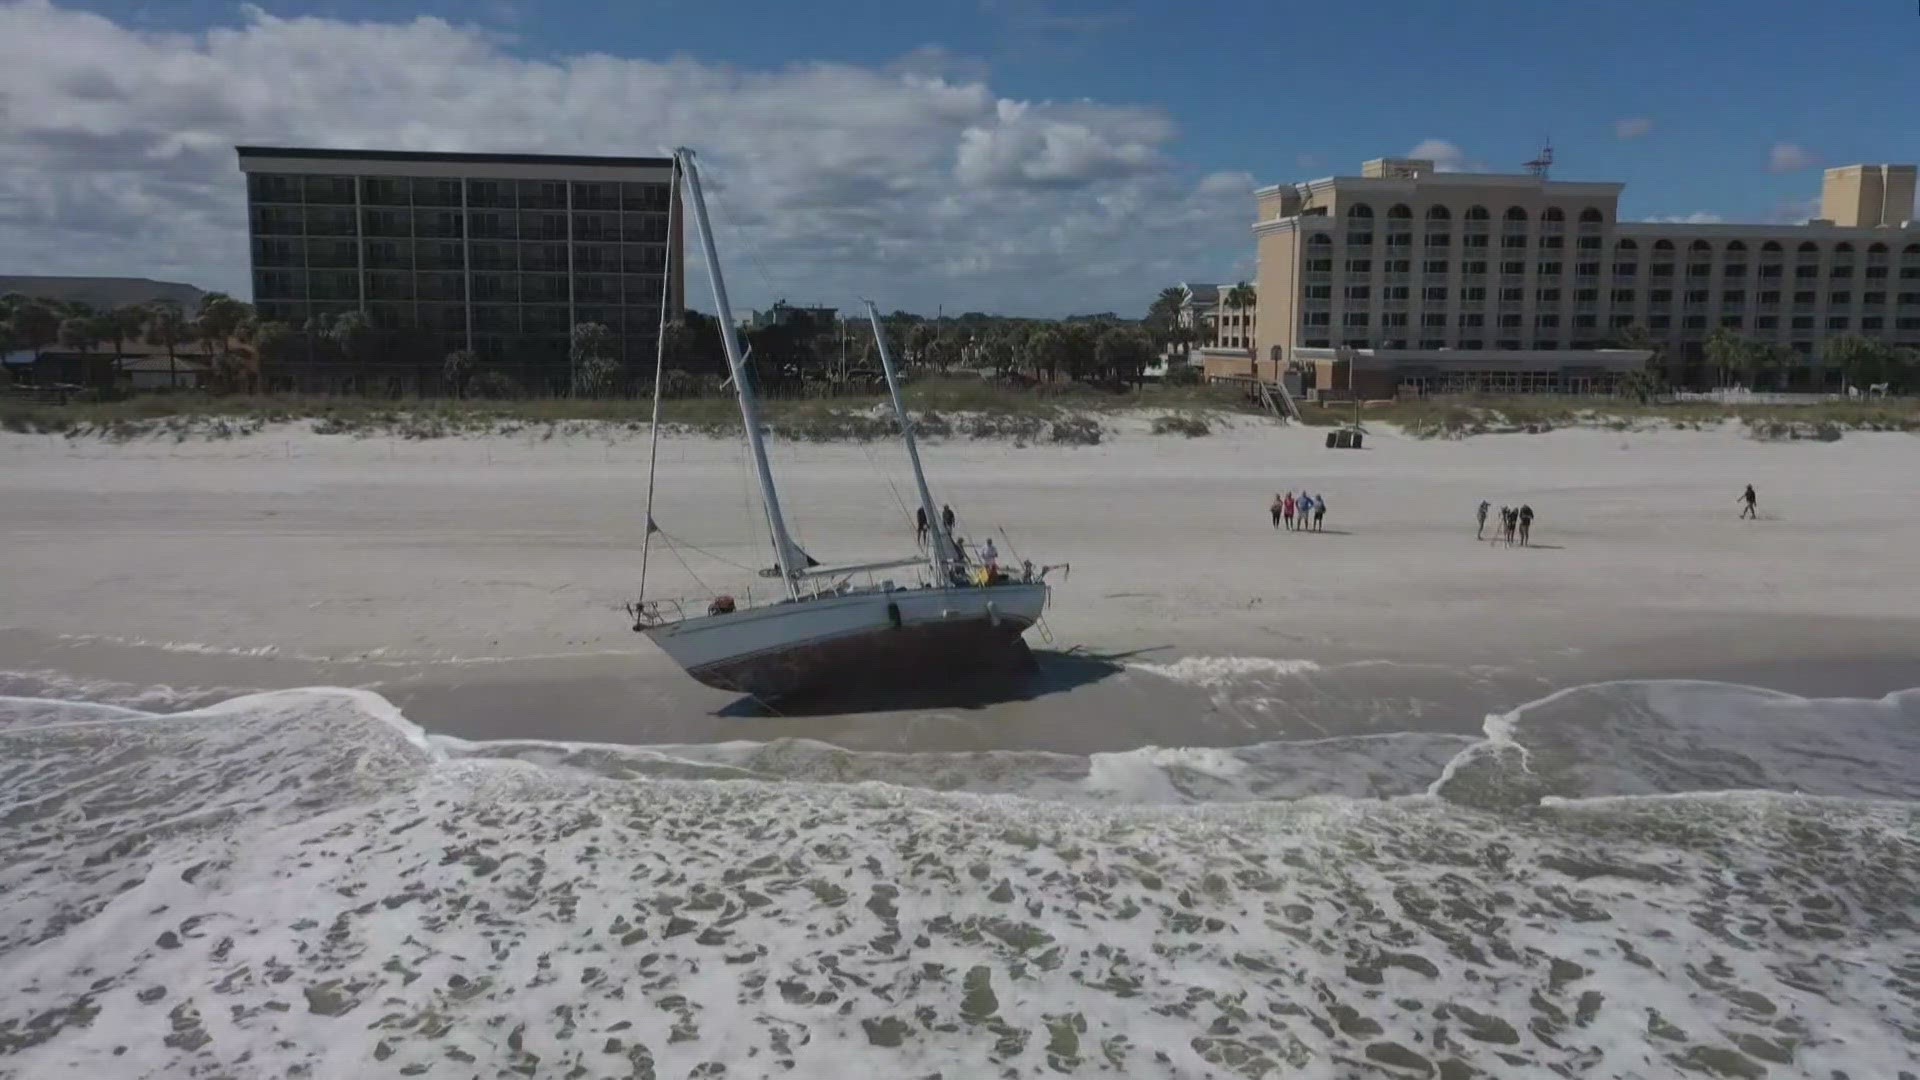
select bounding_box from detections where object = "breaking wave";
[1,676,1915,1077]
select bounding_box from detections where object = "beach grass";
[1295,395,1920,439]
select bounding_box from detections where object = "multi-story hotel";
[237,147,683,393]
[1251,157,1920,390]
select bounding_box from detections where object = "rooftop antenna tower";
[1524,139,1554,179]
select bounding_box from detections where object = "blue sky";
[6,0,1917,313]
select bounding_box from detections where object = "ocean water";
[1,668,1916,1079]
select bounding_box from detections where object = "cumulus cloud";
[1407,139,1469,173]
[1642,212,1723,224]
[0,1,1249,315]
[1613,117,1653,140]
[1768,142,1817,174]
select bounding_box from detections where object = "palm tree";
[323,310,374,393]
[1822,334,1894,392]
[1150,286,1186,357]
[194,293,250,393]
[57,317,101,389]
[1223,282,1257,376]
[443,349,476,399]
[1702,327,1751,389]
[146,304,193,391]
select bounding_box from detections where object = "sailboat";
[628,148,1061,705]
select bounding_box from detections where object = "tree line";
[1,291,257,393]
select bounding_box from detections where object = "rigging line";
[860,438,917,534]
[659,533,718,600]
[655,527,761,575]
[636,154,680,605]
[706,174,785,308]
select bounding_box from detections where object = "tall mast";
[636,155,678,605]
[864,300,954,581]
[676,148,801,600]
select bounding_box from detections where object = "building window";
[1463,286,1487,302]
[1383,313,1409,328]
[1612,263,1638,278]
[1651,263,1675,278]
[1831,265,1854,278]
[1501,286,1525,302]
[1541,235,1564,249]
[1460,339,1485,349]
[1759,264,1784,278]
[1535,288,1561,303]
[1425,233,1452,248]
[1497,339,1524,350]
[1345,285,1372,300]
[1795,265,1818,279]
[1685,289,1709,304]
[1344,312,1370,327]
[1612,289,1636,304]
[1348,231,1374,247]
[1386,259,1412,274]
[1793,290,1816,305]
[1574,288,1598,303]
[1499,313,1523,328]
[1861,316,1883,330]
[1419,338,1447,350]
[1423,259,1450,275]
[1721,290,1745,304]
[1791,316,1814,330]
[1683,315,1707,329]
[1574,314,1598,329]
[1759,290,1781,305]
[1502,234,1528,249]
[1538,262,1563,277]
[1346,259,1373,273]
[1829,292,1851,306]
[1304,285,1332,300]
[1576,261,1601,278]
[1501,260,1526,276]
[1422,313,1448,327]
[1383,285,1410,301]
[1720,315,1743,329]
[1649,315,1671,329]
[1651,289,1673,303]
[1827,316,1849,330]
[1610,314,1635,328]
[1304,337,1331,347]
[1535,314,1559,328]
[1865,291,1888,305]
[1901,317,1920,330]
[1304,312,1331,326]
[1576,236,1602,250]
[1458,313,1484,328]
[1724,264,1747,278]
[1307,258,1333,273]
[1755,316,1778,330]
[1423,286,1449,301]
[1463,261,1488,276]
[1686,263,1712,279]
[1464,234,1491,249]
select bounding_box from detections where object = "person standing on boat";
[916,506,930,547]
[942,504,956,534]
[981,537,999,571]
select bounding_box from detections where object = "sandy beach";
[5,416,1919,1079]
[3,417,1918,744]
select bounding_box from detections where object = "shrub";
[1151,412,1211,437]
[1048,414,1103,445]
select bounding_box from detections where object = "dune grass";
[1295,395,1920,439]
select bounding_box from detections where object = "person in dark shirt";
[1739,485,1757,520]
[942,504,957,533]
[915,506,930,547]
[1517,504,1534,547]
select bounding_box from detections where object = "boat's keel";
[689,616,1038,707]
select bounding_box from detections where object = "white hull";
[644,582,1048,702]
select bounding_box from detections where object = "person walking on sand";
[1270,493,1285,530]
[1518,504,1534,547]
[1739,485,1758,520]
[1282,491,1297,532]
[1476,500,1491,540]
[1312,493,1328,532]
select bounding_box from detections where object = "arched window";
[1465,205,1490,220]
[1346,203,1373,219]
[1797,241,1819,254]
[1689,239,1712,253]
[1307,232,1332,248]
[1868,242,1889,254]
[1578,207,1604,224]
[1542,207,1565,222]
[1425,205,1451,221]
[1833,241,1855,257]
[1387,204,1412,220]
[1503,206,1528,222]
[1653,239,1674,252]
[1761,241,1783,254]
[1726,240,1747,253]
[1904,243,1920,256]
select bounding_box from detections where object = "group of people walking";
[1477,500,1535,547]
[1271,491,1329,532]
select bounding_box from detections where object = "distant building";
[237,146,685,394]
[1251,156,1920,389]
[748,301,838,330]
[0,276,205,312]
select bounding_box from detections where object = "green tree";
[1149,285,1186,355]
[443,349,477,398]
[1702,327,1752,389]
[322,310,375,392]
[1094,327,1155,384]
[1822,334,1895,390]
[11,300,61,362]
[58,316,102,389]
[1022,326,1070,382]
[195,293,251,393]
[146,304,195,391]
[569,321,619,396]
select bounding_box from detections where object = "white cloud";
[1767,195,1824,225]
[0,1,1249,316]
[1768,142,1817,174]
[1613,117,1653,140]
[1407,139,1468,173]
[1642,212,1723,224]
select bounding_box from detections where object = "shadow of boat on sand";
[716,644,1155,718]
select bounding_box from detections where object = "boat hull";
[643,582,1047,704]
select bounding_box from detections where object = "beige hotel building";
[1250,158,1920,390]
